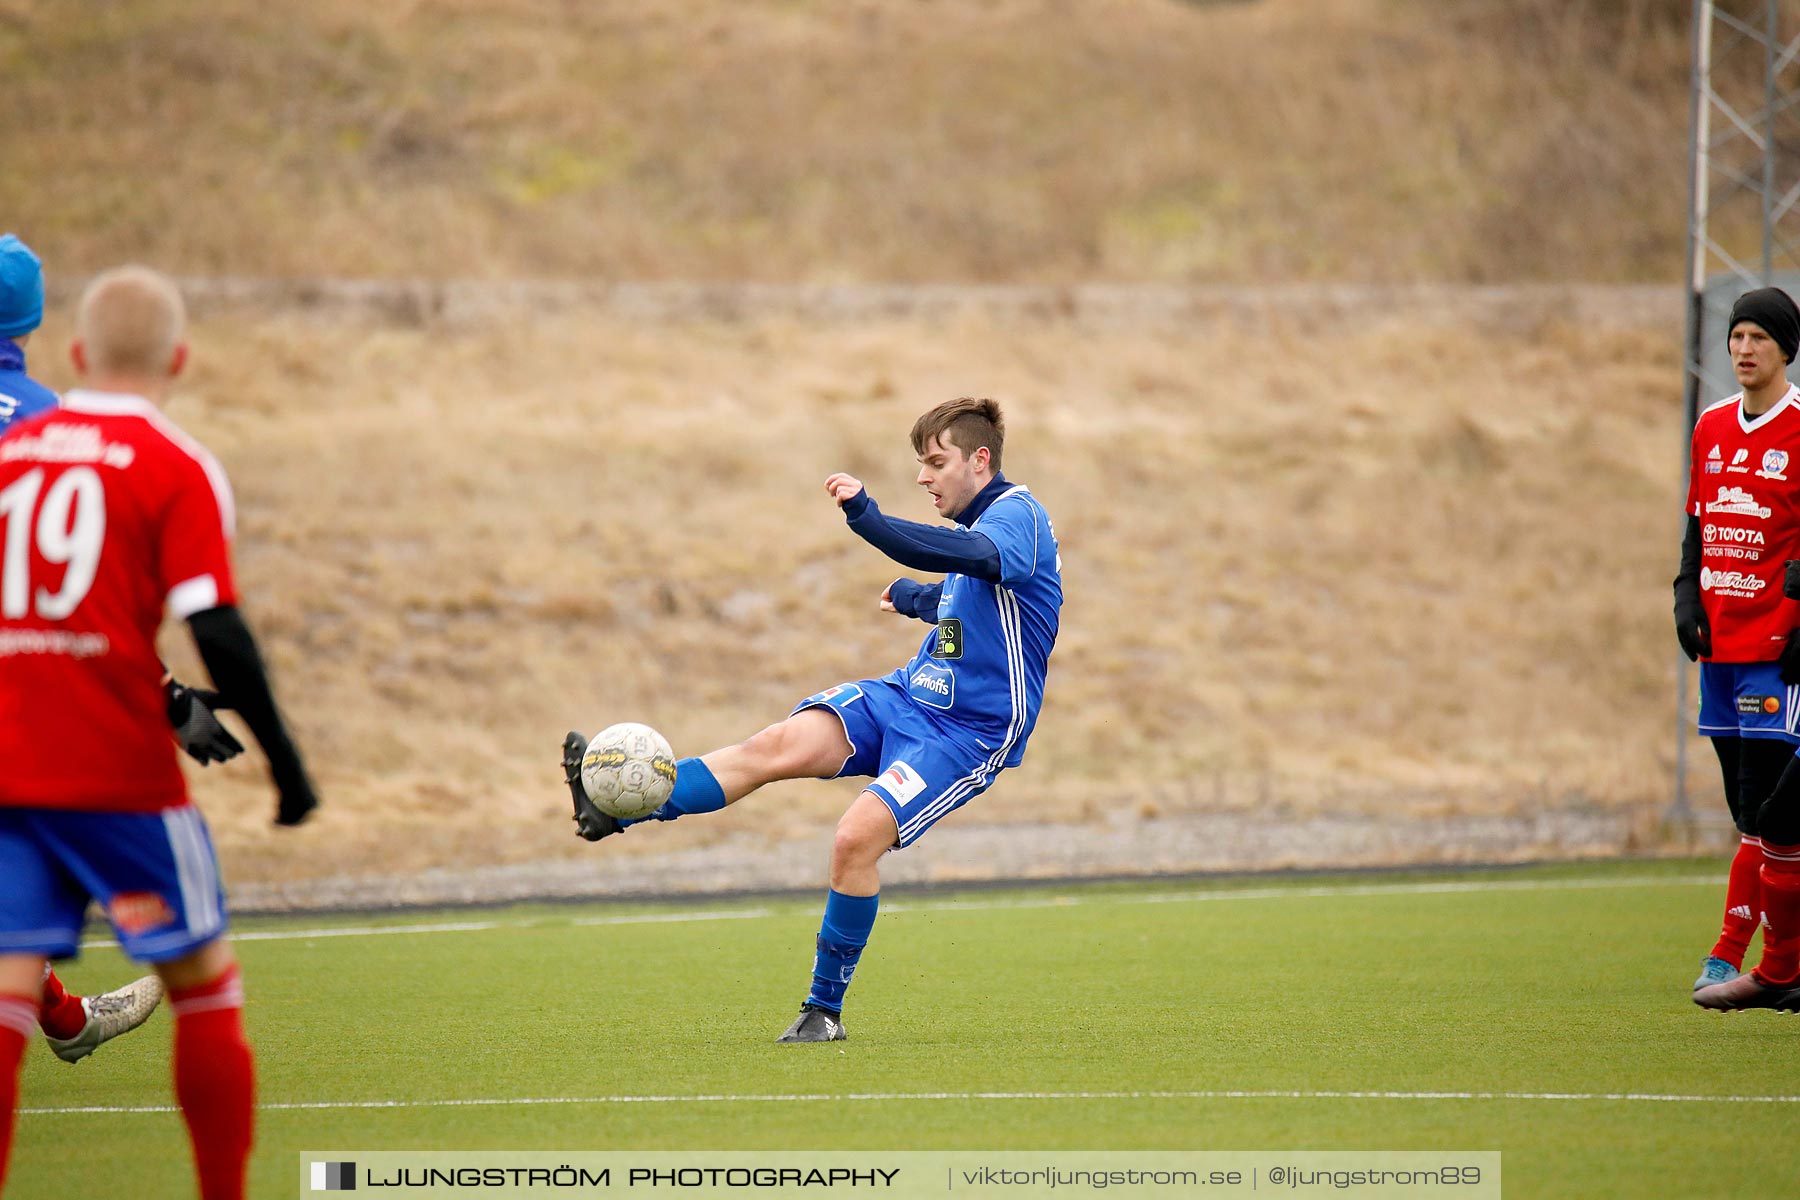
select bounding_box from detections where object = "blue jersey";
[887,484,1061,765]
[0,338,57,435]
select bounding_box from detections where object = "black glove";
[272,761,319,827]
[1780,630,1800,686]
[1784,559,1800,600]
[1673,578,1712,661]
[1674,514,1711,661]
[164,680,245,766]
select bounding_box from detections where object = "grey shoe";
[563,731,621,842]
[1693,971,1800,1012]
[46,976,164,1064]
[777,1003,847,1043]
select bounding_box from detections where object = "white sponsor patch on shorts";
[877,760,928,805]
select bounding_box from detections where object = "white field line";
[78,909,777,950]
[77,874,1720,950]
[569,909,775,927]
[22,1087,1800,1118]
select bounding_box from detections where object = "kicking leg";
[779,792,897,1043]
[565,709,853,842]
[698,708,855,802]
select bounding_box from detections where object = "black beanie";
[1729,287,1800,363]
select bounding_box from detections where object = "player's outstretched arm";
[825,477,1002,581]
[883,578,942,623]
[186,605,320,826]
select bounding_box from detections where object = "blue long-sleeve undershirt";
[840,490,1003,582]
[887,578,942,623]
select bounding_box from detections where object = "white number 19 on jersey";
[0,466,107,620]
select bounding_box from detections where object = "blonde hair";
[910,396,1004,471]
[76,266,187,376]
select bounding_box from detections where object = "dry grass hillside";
[2,0,1690,283]
[2,0,1720,888]
[22,292,1698,885]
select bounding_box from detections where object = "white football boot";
[46,975,165,1063]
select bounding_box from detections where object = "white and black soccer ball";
[580,722,678,820]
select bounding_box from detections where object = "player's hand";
[1675,610,1712,661]
[165,680,246,766]
[1785,559,1800,600]
[1781,630,1800,686]
[885,577,928,617]
[1674,579,1711,661]
[824,473,864,506]
[272,762,320,827]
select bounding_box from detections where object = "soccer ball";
[580,722,678,820]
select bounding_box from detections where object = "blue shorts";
[1698,662,1800,741]
[0,806,229,962]
[794,678,1006,848]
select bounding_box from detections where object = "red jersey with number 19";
[0,390,238,811]
[1686,383,1800,662]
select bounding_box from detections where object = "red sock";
[36,968,86,1041]
[1753,842,1800,987]
[0,993,37,1195]
[170,966,254,1200]
[1711,836,1764,968]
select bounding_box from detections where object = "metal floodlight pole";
[1673,0,1800,836]
[1673,0,1713,840]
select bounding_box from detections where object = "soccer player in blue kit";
[562,396,1062,1042]
[0,234,59,435]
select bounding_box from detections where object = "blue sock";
[622,758,726,827]
[805,889,879,1013]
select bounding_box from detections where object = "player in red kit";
[1682,288,1800,1012]
[0,268,319,1197]
[1,231,246,1069]
[1675,288,1800,995]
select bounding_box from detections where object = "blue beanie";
[0,234,45,340]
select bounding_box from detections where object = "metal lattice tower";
[1674,1,1800,830]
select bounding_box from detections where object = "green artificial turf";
[11,861,1798,1199]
